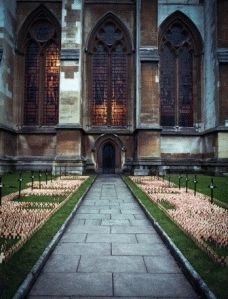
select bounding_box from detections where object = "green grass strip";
[123,176,228,299]
[0,175,95,299]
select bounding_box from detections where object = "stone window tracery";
[23,19,60,125]
[88,18,130,127]
[160,19,201,127]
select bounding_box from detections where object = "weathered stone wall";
[203,0,217,130]
[136,0,160,166]
[140,62,159,125]
[218,133,228,159]
[59,0,81,124]
[18,135,56,157]
[0,0,16,127]
[137,131,160,158]
[56,130,81,157]
[161,136,202,160]
[141,0,157,46]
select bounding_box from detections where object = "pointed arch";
[18,5,60,126]
[17,4,60,52]
[86,12,134,54]
[86,13,133,127]
[159,11,203,127]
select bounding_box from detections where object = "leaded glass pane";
[178,46,193,126]
[111,46,127,126]
[160,45,176,126]
[90,20,128,127]
[92,45,109,125]
[43,44,60,125]
[24,20,60,126]
[160,21,194,127]
[24,42,39,125]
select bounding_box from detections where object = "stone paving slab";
[28,175,198,298]
[136,233,163,244]
[144,255,182,273]
[66,224,110,234]
[55,242,111,256]
[60,233,87,243]
[113,273,198,298]
[110,214,135,220]
[130,219,152,226]
[78,256,147,273]
[111,225,153,234]
[101,219,130,226]
[29,273,113,297]
[42,254,80,273]
[75,213,111,220]
[86,233,137,243]
[112,243,170,256]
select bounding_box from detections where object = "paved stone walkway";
[28,175,198,298]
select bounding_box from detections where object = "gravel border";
[124,178,217,299]
[12,176,95,299]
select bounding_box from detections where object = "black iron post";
[168,174,171,187]
[50,171,52,182]
[39,171,42,189]
[178,175,182,190]
[209,178,216,203]
[0,176,2,206]
[65,165,67,176]
[31,171,34,190]
[193,175,198,196]
[60,166,62,179]
[185,174,189,193]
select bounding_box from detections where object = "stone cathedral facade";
[0,0,227,175]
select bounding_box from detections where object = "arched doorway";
[102,142,115,173]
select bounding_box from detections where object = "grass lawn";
[123,176,228,299]
[167,174,228,206]
[0,175,95,299]
[1,171,55,196]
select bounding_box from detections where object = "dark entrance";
[102,143,115,173]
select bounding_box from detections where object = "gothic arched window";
[88,16,132,127]
[23,17,60,125]
[159,13,202,127]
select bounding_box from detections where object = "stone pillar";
[55,0,83,174]
[59,0,82,125]
[203,0,218,130]
[135,0,160,174]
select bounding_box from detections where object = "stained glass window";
[24,20,60,125]
[160,21,194,127]
[89,19,129,127]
